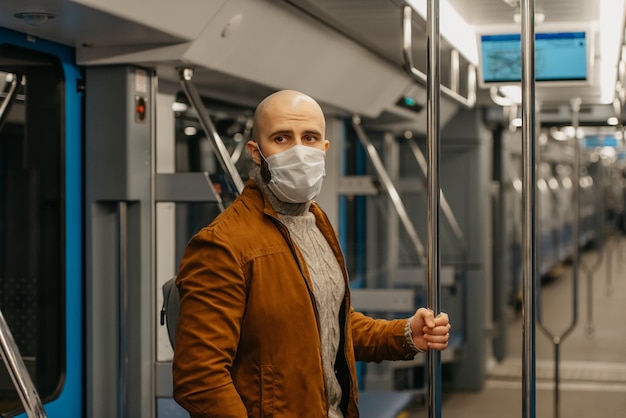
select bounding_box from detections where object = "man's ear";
[246,140,261,164]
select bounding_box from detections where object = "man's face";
[247,91,329,165]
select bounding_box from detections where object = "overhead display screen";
[480,31,588,84]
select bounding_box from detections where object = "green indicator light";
[403,97,416,106]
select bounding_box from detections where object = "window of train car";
[0,45,64,415]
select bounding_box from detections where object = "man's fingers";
[416,307,436,327]
[424,332,450,349]
[423,325,450,335]
[434,312,449,326]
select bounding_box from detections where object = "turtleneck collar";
[251,165,311,216]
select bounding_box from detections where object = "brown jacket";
[173,179,415,417]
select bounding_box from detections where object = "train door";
[0,29,83,417]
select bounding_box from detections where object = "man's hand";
[410,308,450,351]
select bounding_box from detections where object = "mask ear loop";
[256,143,269,163]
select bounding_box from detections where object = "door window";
[0,45,65,416]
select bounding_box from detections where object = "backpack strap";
[160,277,180,349]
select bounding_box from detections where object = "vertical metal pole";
[581,159,602,335]
[427,0,441,417]
[606,235,614,296]
[150,73,158,418]
[520,1,537,418]
[118,202,128,418]
[570,98,581,316]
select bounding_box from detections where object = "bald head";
[247,90,329,163]
[252,90,325,138]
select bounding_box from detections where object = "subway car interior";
[0,0,625,417]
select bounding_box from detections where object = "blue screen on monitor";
[480,31,587,83]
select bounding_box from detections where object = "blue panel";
[583,135,619,147]
[480,31,588,83]
[1,27,83,417]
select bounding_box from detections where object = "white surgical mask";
[259,144,326,203]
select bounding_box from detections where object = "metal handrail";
[402,5,476,109]
[536,98,581,418]
[405,138,466,255]
[230,117,253,164]
[179,68,245,194]
[0,73,21,132]
[0,308,47,418]
[351,116,426,266]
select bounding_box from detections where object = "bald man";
[173,90,450,418]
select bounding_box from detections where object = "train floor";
[407,234,626,418]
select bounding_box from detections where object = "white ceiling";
[448,0,599,26]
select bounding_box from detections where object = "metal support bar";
[520,1,537,417]
[402,5,476,109]
[578,142,602,335]
[571,99,582,331]
[450,50,460,94]
[0,73,21,131]
[117,201,129,418]
[426,1,442,417]
[351,116,426,265]
[537,98,581,418]
[606,234,617,296]
[405,137,466,254]
[179,68,245,194]
[0,309,47,418]
[230,117,253,164]
[581,242,602,335]
[605,161,622,295]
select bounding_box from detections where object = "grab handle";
[0,308,47,418]
[402,5,476,109]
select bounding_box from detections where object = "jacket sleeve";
[349,308,417,363]
[172,228,248,418]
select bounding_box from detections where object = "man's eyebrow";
[268,129,322,137]
[268,129,292,137]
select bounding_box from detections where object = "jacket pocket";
[260,365,274,418]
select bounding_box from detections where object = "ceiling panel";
[0,0,621,119]
[284,0,623,112]
[448,0,599,26]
